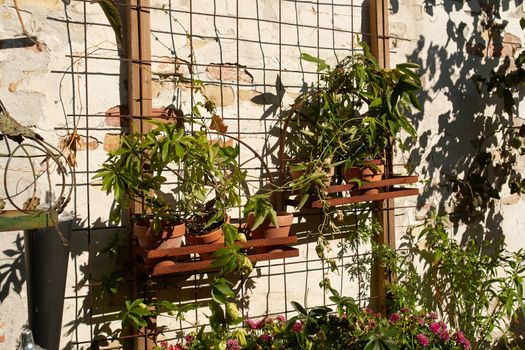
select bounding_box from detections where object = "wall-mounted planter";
[24,213,73,350]
[133,235,299,277]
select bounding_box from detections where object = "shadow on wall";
[398,0,524,246]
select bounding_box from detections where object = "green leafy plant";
[285,42,421,174]
[243,194,278,230]
[385,211,525,349]
[121,298,194,332]
[94,120,245,237]
[158,296,471,350]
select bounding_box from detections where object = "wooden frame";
[369,0,397,314]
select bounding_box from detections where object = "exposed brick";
[206,64,254,84]
[474,31,522,58]
[105,105,129,127]
[59,134,99,151]
[103,133,121,152]
[151,56,191,78]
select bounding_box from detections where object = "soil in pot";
[186,215,229,260]
[343,159,385,194]
[247,212,294,253]
[134,220,186,250]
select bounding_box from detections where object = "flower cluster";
[156,308,473,350]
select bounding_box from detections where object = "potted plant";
[284,43,421,191]
[244,193,293,240]
[180,132,245,249]
[95,120,192,250]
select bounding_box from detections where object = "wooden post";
[369,0,396,314]
[369,0,390,69]
[126,1,155,349]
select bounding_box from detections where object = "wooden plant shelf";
[134,235,299,277]
[285,175,419,208]
[0,210,58,232]
[311,188,419,208]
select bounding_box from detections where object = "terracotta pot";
[344,159,385,184]
[186,226,225,245]
[248,212,294,240]
[186,216,229,260]
[134,220,185,250]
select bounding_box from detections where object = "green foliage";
[121,298,194,332]
[163,297,469,350]
[100,271,124,296]
[94,120,245,236]
[121,299,154,331]
[285,42,421,172]
[243,194,278,230]
[385,212,525,349]
[288,158,338,209]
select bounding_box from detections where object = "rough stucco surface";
[0,0,524,349]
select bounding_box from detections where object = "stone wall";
[0,0,524,349]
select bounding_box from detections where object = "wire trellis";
[43,1,416,349]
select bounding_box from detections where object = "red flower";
[416,333,430,347]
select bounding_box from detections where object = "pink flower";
[439,331,450,342]
[160,341,168,349]
[227,339,240,350]
[245,319,261,330]
[455,331,471,349]
[416,333,430,347]
[400,308,409,314]
[427,312,438,320]
[364,308,374,314]
[367,319,377,329]
[429,322,441,334]
[276,314,286,323]
[292,320,303,333]
[184,335,193,344]
[259,334,272,341]
[389,313,400,323]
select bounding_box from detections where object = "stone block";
[103,133,121,152]
[151,56,191,79]
[204,84,235,107]
[238,89,259,103]
[206,63,254,84]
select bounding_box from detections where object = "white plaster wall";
[0,0,524,349]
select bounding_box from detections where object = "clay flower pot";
[134,219,186,250]
[343,159,385,195]
[185,215,229,260]
[248,212,294,240]
[186,226,225,246]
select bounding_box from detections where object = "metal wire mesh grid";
[42,0,415,348]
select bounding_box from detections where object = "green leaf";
[300,53,329,71]
[297,193,310,210]
[291,301,308,316]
